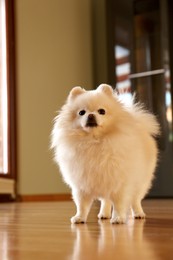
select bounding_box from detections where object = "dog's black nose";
[86,114,97,127]
[88,114,95,120]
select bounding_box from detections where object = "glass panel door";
[111,0,173,197]
[132,0,173,197]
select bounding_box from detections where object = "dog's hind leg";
[132,199,146,219]
[98,199,112,219]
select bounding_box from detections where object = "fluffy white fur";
[51,84,160,224]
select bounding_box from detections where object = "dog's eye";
[98,108,105,115]
[79,110,86,116]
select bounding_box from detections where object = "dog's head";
[63,84,122,137]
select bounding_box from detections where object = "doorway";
[93,0,173,197]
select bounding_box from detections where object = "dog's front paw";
[134,212,146,219]
[71,215,86,224]
[110,216,126,224]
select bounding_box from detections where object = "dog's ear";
[97,84,113,96]
[68,86,85,100]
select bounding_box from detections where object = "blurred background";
[0,0,172,201]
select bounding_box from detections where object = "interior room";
[0,0,173,259]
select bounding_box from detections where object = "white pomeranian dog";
[51,84,160,224]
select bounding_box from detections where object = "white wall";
[15,0,94,195]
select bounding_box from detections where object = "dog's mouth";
[86,122,98,128]
[85,114,98,128]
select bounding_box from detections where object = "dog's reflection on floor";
[70,219,158,260]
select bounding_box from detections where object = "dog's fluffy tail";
[132,103,160,136]
[116,92,160,136]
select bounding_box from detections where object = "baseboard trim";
[0,178,15,197]
[18,193,72,202]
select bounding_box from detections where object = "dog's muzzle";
[86,114,98,127]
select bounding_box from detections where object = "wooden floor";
[0,200,173,259]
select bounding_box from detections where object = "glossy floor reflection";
[0,200,173,259]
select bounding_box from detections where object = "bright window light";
[0,0,8,174]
